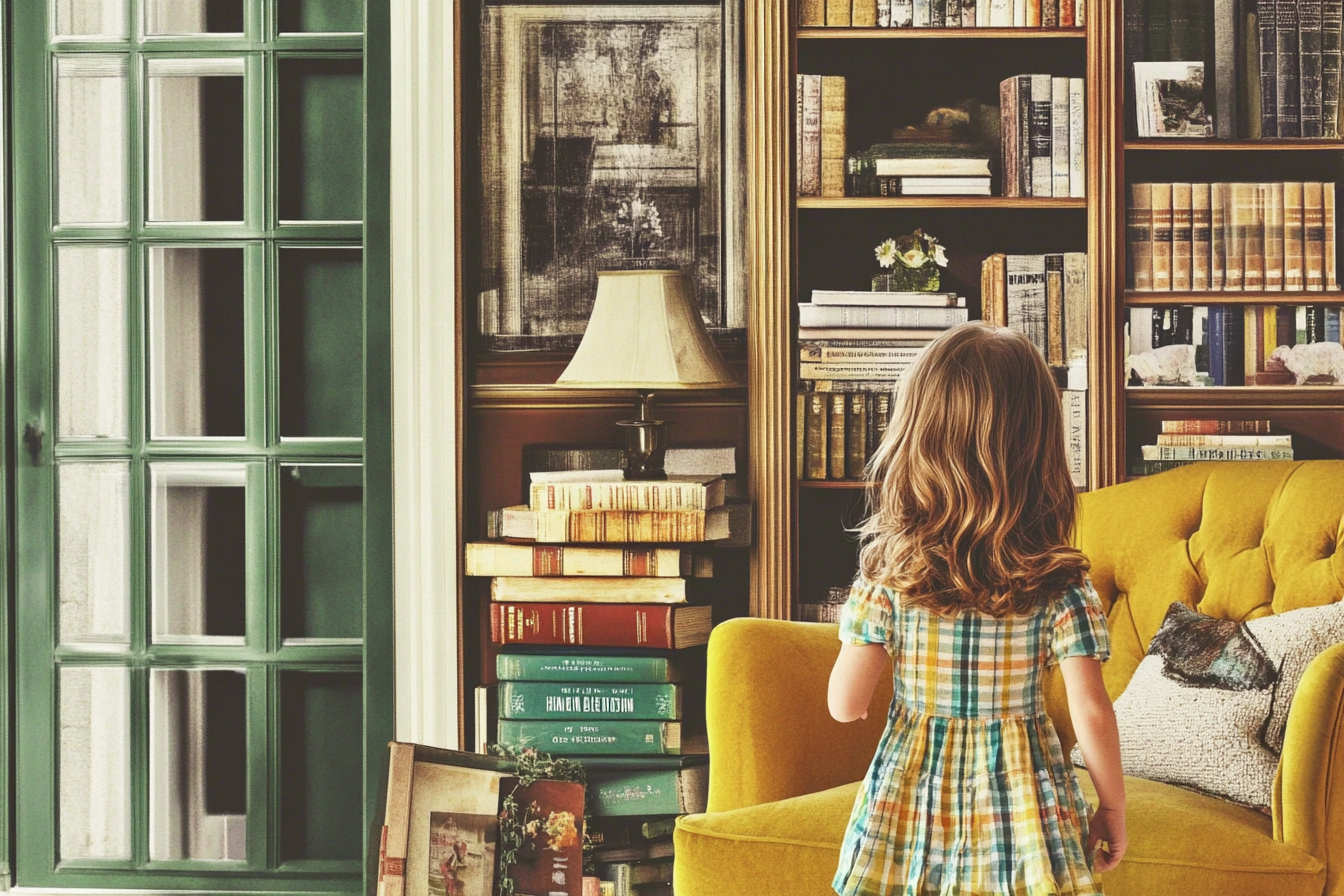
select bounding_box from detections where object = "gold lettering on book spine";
[534,546,563,576]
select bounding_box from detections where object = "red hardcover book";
[496,778,585,896]
[1159,419,1274,434]
[490,603,712,649]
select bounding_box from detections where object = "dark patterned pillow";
[1147,602,1279,691]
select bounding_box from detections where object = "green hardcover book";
[587,766,710,817]
[496,652,687,683]
[566,755,708,771]
[496,719,692,755]
[498,682,680,720]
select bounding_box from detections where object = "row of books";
[1127,182,1341,292]
[1124,0,1344,139]
[1128,303,1344,385]
[1000,75,1087,198]
[980,252,1090,376]
[1131,419,1294,476]
[800,0,1083,27]
[797,388,896,480]
[800,584,852,624]
[797,74,847,197]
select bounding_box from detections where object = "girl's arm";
[1061,655,1127,872]
[828,643,889,722]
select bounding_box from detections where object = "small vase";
[881,263,940,292]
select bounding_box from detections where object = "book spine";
[1324,0,1343,136]
[1129,183,1154,290]
[530,482,715,512]
[1327,306,1342,340]
[1043,0,1058,30]
[1051,78,1070,198]
[1014,0,1027,28]
[1006,255,1048,354]
[1278,0,1302,136]
[1306,181,1327,289]
[1225,303,1248,384]
[1063,252,1089,366]
[1265,181,1285,290]
[915,0,931,26]
[989,0,1011,26]
[796,305,967,328]
[1247,5,1264,138]
[1303,0,1327,137]
[588,770,701,817]
[1285,181,1306,289]
[533,509,713,544]
[853,0,878,26]
[491,603,699,649]
[1132,459,1199,476]
[1192,183,1212,291]
[1189,0,1209,61]
[800,75,822,197]
[497,654,675,683]
[1244,183,1266,291]
[821,76,847,198]
[1209,303,1227,384]
[497,719,680,755]
[977,0,990,25]
[1212,181,1227,289]
[1142,445,1295,460]
[828,393,846,479]
[1170,0,1193,58]
[1277,304,1297,344]
[1261,0,1279,135]
[800,0,826,25]
[1027,0,1041,27]
[963,0,977,27]
[1018,75,1034,196]
[491,576,686,604]
[467,544,684,578]
[1046,254,1066,366]
[1062,390,1087,488]
[795,392,805,478]
[1161,419,1273,433]
[1157,433,1292,445]
[1149,0,1171,61]
[1030,75,1053,199]
[1213,0,1238,138]
[877,0,892,26]
[1076,0,1084,27]
[1172,183,1194,291]
[873,393,892,445]
[498,683,680,721]
[894,0,915,26]
[1328,183,1338,288]
[827,0,854,25]
[1227,181,1250,290]
[846,393,868,478]
[799,342,928,362]
[1244,305,1263,375]
[931,0,946,27]
[1068,78,1085,198]
[1000,78,1020,198]
[1152,183,1174,291]
[805,392,827,480]
[1062,0,1076,26]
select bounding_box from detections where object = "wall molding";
[390,0,461,749]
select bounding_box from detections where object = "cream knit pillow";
[1244,600,1344,753]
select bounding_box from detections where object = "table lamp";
[556,269,738,480]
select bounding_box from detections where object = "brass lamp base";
[617,392,670,480]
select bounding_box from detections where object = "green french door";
[12,1,380,890]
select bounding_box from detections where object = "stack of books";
[982,252,1090,486]
[846,131,994,197]
[1000,74,1087,198]
[796,74,848,198]
[1128,303,1344,385]
[799,584,852,623]
[796,290,968,480]
[1127,182,1340,293]
[799,0,1083,28]
[1132,419,1293,476]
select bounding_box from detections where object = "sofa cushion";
[1244,600,1344,752]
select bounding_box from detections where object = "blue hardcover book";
[1326,307,1341,342]
[1209,304,1227,385]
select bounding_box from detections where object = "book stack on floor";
[798,0,1084,28]
[845,128,995,197]
[1124,0,1344,138]
[982,252,1090,485]
[1000,75,1086,198]
[1128,182,1340,293]
[1132,419,1293,476]
[796,290,968,480]
[799,584,852,623]
[796,74,848,198]
[1128,303,1344,385]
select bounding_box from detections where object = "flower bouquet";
[614,191,665,268]
[873,229,948,292]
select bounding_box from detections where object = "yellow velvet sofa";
[674,460,1344,896]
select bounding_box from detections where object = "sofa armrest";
[1275,641,1344,877]
[704,618,894,814]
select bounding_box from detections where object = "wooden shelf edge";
[796,26,1085,38]
[1126,139,1344,151]
[797,480,868,488]
[1126,386,1344,409]
[1125,290,1344,305]
[798,196,1087,209]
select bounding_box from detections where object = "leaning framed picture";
[479,3,746,352]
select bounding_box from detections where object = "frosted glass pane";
[60,666,130,860]
[148,247,245,438]
[147,59,245,222]
[145,0,243,34]
[57,244,127,439]
[150,669,247,860]
[151,463,248,643]
[55,56,127,225]
[58,463,130,645]
[54,0,127,38]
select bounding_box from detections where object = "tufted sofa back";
[1075,460,1344,700]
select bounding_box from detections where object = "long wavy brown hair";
[858,322,1089,617]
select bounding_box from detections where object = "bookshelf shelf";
[796,27,1086,39]
[798,480,868,489]
[797,196,1088,209]
[1125,140,1344,151]
[1126,386,1344,409]
[1124,291,1344,306]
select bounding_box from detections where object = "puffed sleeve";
[838,576,896,654]
[1050,578,1111,665]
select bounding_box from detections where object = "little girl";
[828,323,1126,896]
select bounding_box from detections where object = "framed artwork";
[479,4,746,351]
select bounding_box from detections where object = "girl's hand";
[1087,806,1127,873]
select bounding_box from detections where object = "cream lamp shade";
[557,270,738,388]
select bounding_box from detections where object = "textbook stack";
[999,74,1087,198]
[1127,182,1340,293]
[797,0,1084,28]
[1131,419,1293,476]
[796,290,968,481]
[844,136,995,197]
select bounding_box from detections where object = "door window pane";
[60,666,131,860]
[151,463,249,644]
[148,247,246,438]
[145,0,244,34]
[54,0,127,39]
[56,243,127,438]
[150,669,247,860]
[279,671,361,861]
[58,463,131,646]
[278,248,363,437]
[276,0,363,33]
[55,55,127,225]
[277,58,364,221]
[281,466,362,640]
[147,58,245,222]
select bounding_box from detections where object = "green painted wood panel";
[278,247,364,437]
[277,0,364,33]
[280,467,363,639]
[278,671,363,862]
[277,58,364,222]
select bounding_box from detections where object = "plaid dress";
[833,578,1111,896]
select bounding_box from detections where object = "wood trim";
[1126,139,1344,150]
[799,196,1087,208]
[391,0,461,750]
[1090,0,1124,487]
[1126,290,1344,305]
[796,27,1085,38]
[1126,387,1344,409]
[746,0,793,620]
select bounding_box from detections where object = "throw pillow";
[1243,600,1344,753]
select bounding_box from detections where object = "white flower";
[932,243,948,267]
[875,239,899,269]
